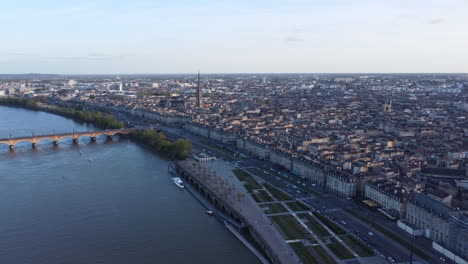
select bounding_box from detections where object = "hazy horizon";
[1,0,467,74]
[2,72,468,76]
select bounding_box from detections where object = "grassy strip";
[327,241,354,260]
[286,201,310,212]
[298,213,329,238]
[202,141,246,159]
[260,203,288,214]
[307,188,322,197]
[251,190,274,203]
[270,215,307,240]
[313,212,346,235]
[290,243,319,264]
[233,169,262,192]
[314,246,338,264]
[343,235,374,257]
[263,183,293,201]
[344,209,431,261]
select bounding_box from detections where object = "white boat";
[172,177,185,188]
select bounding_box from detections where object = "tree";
[237,192,244,200]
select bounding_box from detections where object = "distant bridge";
[0,128,136,150]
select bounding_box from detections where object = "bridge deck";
[0,129,136,147]
[0,128,135,142]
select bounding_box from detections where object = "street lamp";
[409,231,415,264]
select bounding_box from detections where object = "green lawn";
[290,243,319,264]
[327,241,354,260]
[260,203,288,214]
[233,169,262,192]
[251,190,274,203]
[202,141,239,158]
[286,201,311,212]
[298,213,330,238]
[263,183,293,201]
[313,212,346,235]
[314,246,338,264]
[270,215,307,240]
[342,235,374,257]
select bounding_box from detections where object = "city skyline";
[1,0,468,74]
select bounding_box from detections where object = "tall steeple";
[196,71,203,108]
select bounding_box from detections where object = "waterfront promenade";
[177,159,301,264]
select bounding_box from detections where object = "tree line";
[130,129,191,160]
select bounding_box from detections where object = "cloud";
[284,37,305,42]
[428,18,445,24]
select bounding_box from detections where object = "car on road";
[387,256,395,263]
[296,190,301,194]
[368,232,374,236]
[341,221,347,225]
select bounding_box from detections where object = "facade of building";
[325,171,357,197]
[292,158,327,187]
[365,181,408,219]
[269,150,293,171]
[447,211,468,261]
[406,194,451,244]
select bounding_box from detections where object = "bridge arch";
[10,139,36,146]
[107,131,128,137]
[0,129,134,150]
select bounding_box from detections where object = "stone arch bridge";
[0,128,136,150]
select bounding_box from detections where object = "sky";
[1,0,467,74]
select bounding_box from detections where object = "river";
[0,105,260,264]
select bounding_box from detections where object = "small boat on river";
[206,210,214,216]
[172,177,185,188]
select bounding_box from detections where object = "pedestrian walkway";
[265,210,310,217]
[260,183,345,264]
[179,159,302,264]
